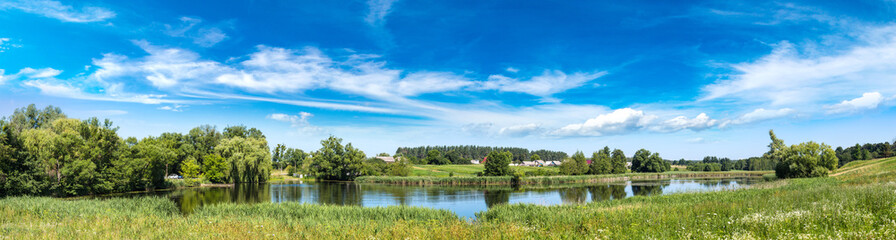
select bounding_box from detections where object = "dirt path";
[830,161,885,177]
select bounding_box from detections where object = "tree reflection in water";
[484,190,510,208]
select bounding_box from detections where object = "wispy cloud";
[720,108,796,128]
[0,0,115,23]
[158,104,186,112]
[365,0,398,26]
[164,17,228,47]
[701,25,896,107]
[482,70,607,100]
[23,80,179,104]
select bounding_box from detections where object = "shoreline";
[355,171,771,186]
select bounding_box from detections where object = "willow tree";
[216,136,272,183]
[305,136,365,181]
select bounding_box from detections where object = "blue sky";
[2,0,895,159]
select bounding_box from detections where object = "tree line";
[395,146,568,163]
[0,105,271,197]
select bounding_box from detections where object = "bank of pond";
[87,177,763,219]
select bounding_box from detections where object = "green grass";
[3,157,895,239]
[408,164,561,177]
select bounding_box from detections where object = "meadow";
[1,157,894,239]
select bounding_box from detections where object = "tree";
[202,154,228,183]
[775,141,838,178]
[483,151,512,176]
[631,149,650,172]
[305,136,366,181]
[387,157,411,176]
[180,156,201,179]
[631,149,667,173]
[445,150,467,165]
[560,151,588,175]
[216,137,272,183]
[530,154,541,161]
[272,144,287,170]
[590,147,612,174]
[766,130,839,178]
[377,152,391,157]
[610,149,627,174]
[425,149,449,165]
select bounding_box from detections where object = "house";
[545,161,560,167]
[375,156,400,163]
[470,160,480,164]
[521,161,537,166]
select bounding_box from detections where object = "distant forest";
[395,146,568,162]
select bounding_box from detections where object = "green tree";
[202,154,228,183]
[272,144,286,170]
[590,147,611,174]
[775,141,838,178]
[305,136,366,181]
[483,151,512,176]
[560,151,588,175]
[445,150,467,165]
[180,156,201,179]
[216,137,272,183]
[425,149,449,165]
[530,154,541,161]
[610,149,627,174]
[631,149,650,172]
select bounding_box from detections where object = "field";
[408,164,560,177]
[2,157,895,239]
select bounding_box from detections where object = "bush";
[484,151,512,176]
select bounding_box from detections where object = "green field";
[409,164,560,177]
[2,158,895,239]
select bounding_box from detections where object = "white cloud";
[649,113,717,132]
[499,123,542,137]
[267,112,324,134]
[0,38,21,52]
[365,0,397,26]
[482,70,607,99]
[0,67,62,84]
[93,40,228,88]
[825,92,884,114]
[0,0,115,23]
[719,108,796,128]
[701,25,896,106]
[23,80,178,104]
[505,67,519,73]
[158,104,185,112]
[551,108,655,137]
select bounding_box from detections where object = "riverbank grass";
[2,157,894,239]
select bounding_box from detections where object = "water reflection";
[150,177,761,218]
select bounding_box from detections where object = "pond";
[135,177,762,219]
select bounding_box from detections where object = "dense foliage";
[762,130,838,178]
[304,136,366,181]
[396,145,567,163]
[0,105,272,196]
[483,151,512,176]
[630,149,670,173]
[559,151,588,175]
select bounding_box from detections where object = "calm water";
[139,177,761,219]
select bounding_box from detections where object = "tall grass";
[2,158,894,239]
